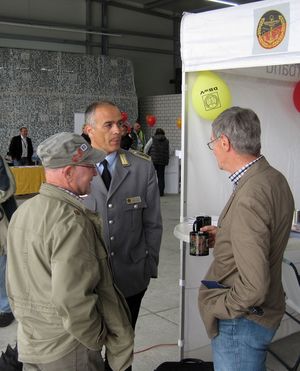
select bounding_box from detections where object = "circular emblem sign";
[257,10,286,49]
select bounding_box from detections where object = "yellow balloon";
[191,71,232,121]
[176,117,182,129]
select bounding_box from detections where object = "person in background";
[8,127,33,166]
[199,107,294,371]
[131,122,145,151]
[120,123,133,150]
[84,101,162,371]
[144,128,169,197]
[81,123,91,144]
[6,132,134,371]
[0,155,17,327]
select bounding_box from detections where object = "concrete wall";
[1,47,137,157]
[0,0,178,97]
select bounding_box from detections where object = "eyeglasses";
[207,137,220,150]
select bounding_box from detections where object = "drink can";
[293,209,300,225]
[196,231,209,256]
[190,231,209,256]
[189,231,198,256]
[193,216,212,232]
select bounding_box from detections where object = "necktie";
[101,160,111,190]
[22,138,27,149]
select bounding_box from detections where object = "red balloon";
[146,115,156,127]
[123,123,131,133]
[293,81,300,112]
[121,111,128,122]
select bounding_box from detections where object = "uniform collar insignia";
[119,153,130,167]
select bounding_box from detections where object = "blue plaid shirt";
[229,155,263,188]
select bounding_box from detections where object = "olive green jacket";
[7,183,134,369]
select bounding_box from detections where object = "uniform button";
[145,250,149,255]
[108,204,113,208]
[110,236,115,241]
[134,204,138,209]
[111,251,115,256]
[108,220,114,224]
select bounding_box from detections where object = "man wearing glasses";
[6,132,134,371]
[199,107,294,370]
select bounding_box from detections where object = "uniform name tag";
[126,196,142,204]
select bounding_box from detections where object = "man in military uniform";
[84,101,162,371]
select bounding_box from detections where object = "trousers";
[23,343,104,371]
[0,255,10,313]
[154,164,166,197]
[211,317,276,371]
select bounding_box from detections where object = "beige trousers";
[23,343,104,371]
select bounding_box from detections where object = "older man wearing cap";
[6,132,134,371]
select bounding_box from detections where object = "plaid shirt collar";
[229,155,263,188]
[58,187,83,202]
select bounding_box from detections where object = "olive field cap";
[37,132,106,168]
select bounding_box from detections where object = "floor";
[1,193,299,370]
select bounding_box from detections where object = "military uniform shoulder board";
[119,152,130,166]
[129,149,151,161]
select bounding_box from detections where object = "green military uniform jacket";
[7,183,134,370]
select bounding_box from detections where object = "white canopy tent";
[178,0,300,358]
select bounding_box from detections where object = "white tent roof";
[181,0,300,72]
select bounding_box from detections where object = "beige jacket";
[199,157,294,338]
[7,183,134,370]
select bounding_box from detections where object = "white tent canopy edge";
[181,0,300,72]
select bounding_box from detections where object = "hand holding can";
[200,225,217,248]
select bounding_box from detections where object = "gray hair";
[85,101,118,127]
[212,106,261,156]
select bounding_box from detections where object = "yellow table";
[11,166,45,195]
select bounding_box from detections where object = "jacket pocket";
[130,246,148,263]
[123,199,147,231]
